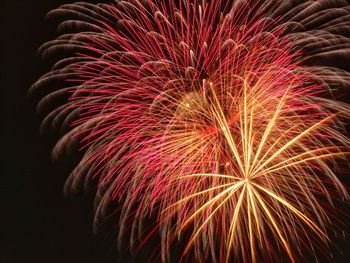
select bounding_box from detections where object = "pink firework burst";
[32,0,350,262]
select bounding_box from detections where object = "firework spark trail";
[32,0,350,262]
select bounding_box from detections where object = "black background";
[1,1,350,262]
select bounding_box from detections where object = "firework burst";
[32,0,350,262]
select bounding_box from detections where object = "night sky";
[1,1,350,262]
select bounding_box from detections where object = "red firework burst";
[32,0,350,262]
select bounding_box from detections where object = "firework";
[32,0,350,262]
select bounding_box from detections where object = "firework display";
[32,0,350,262]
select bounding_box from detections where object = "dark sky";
[2,1,117,262]
[1,1,350,263]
